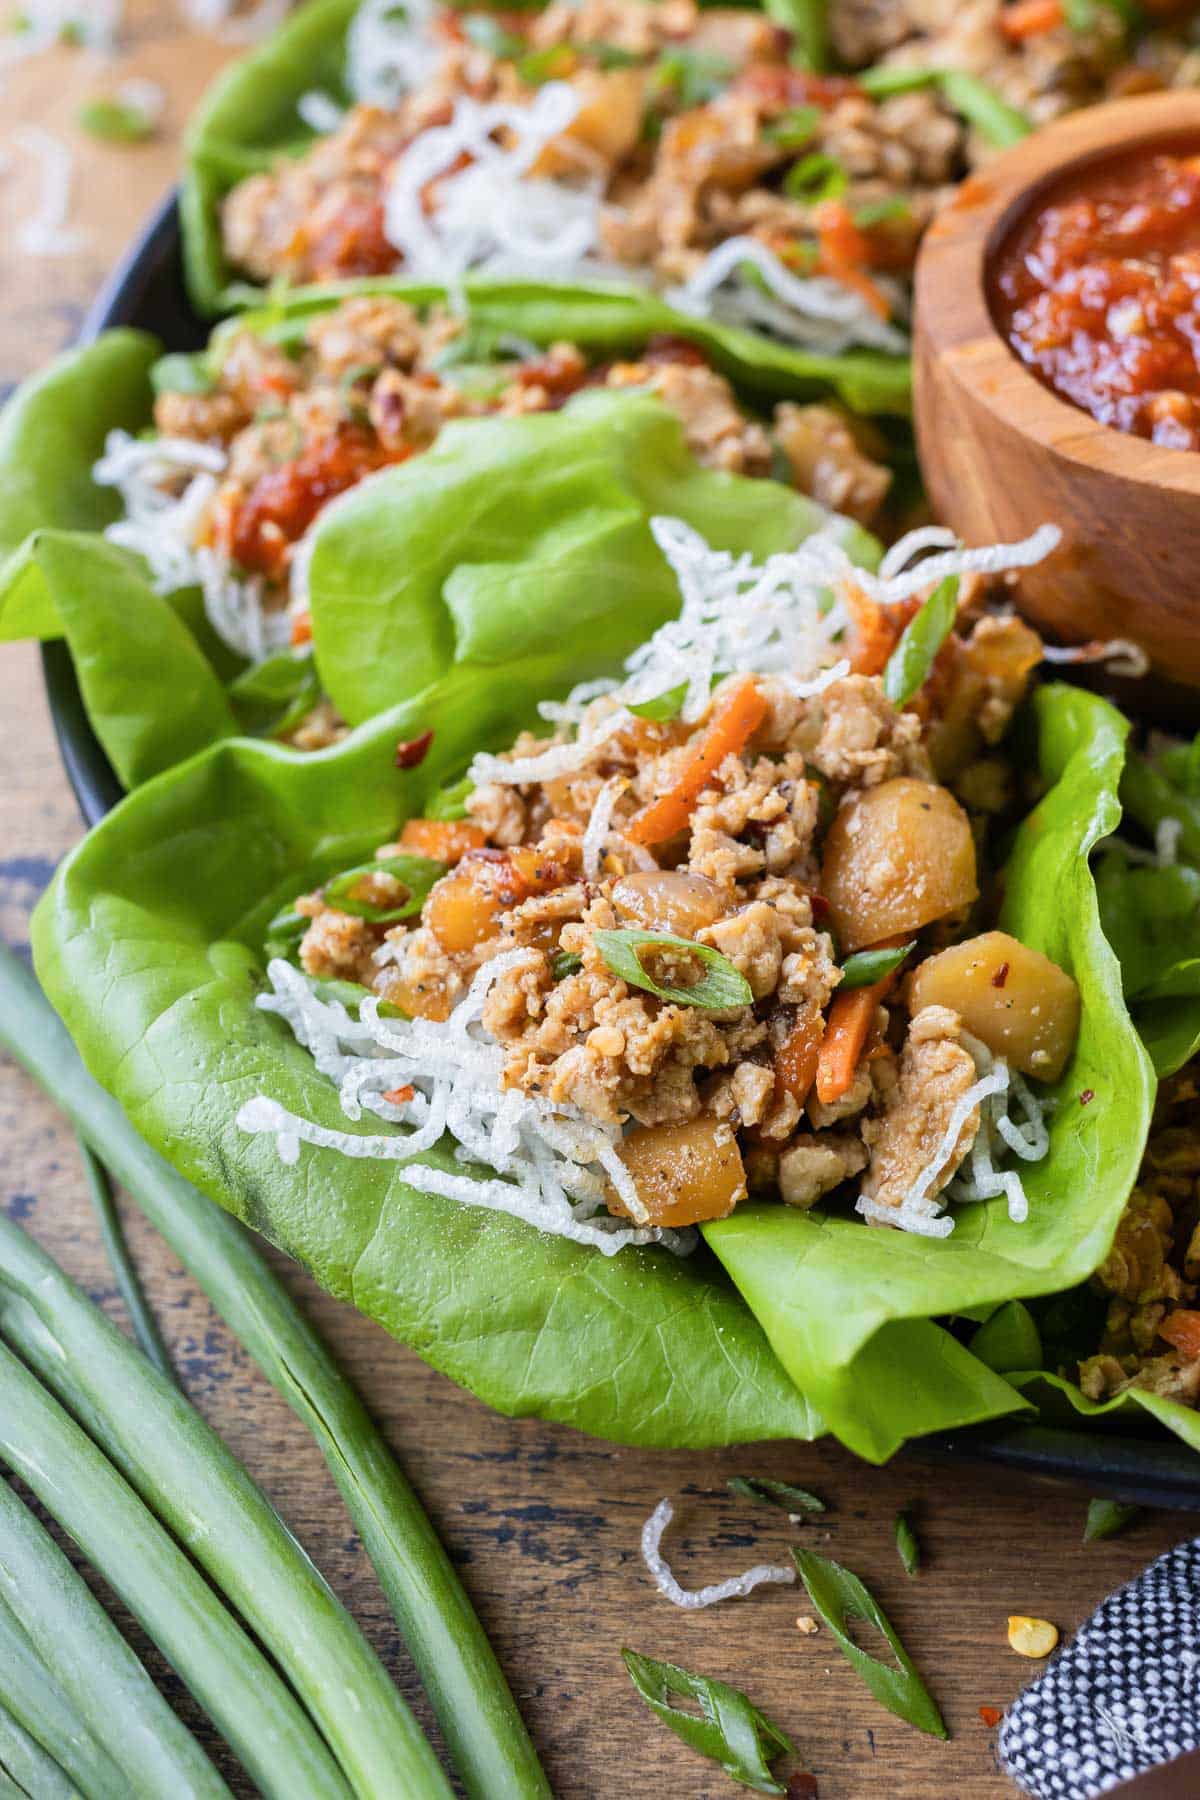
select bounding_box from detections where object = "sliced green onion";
[793,1549,947,1737]
[854,196,911,229]
[0,946,548,1800]
[651,48,733,108]
[78,1142,176,1386]
[77,97,156,143]
[551,950,583,981]
[0,1224,447,1799]
[764,103,822,149]
[728,1476,825,1515]
[883,574,959,706]
[462,13,525,57]
[324,852,444,922]
[230,651,323,741]
[428,774,474,820]
[784,151,848,202]
[588,40,641,67]
[1083,1498,1141,1544]
[149,351,214,396]
[626,682,687,722]
[939,71,1032,147]
[263,902,309,962]
[895,1507,921,1578]
[306,975,404,1017]
[763,0,829,73]
[0,1600,125,1800]
[839,943,914,989]
[593,928,753,1010]
[621,1651,792,1796]
[859,64,941,100]
[517,44,574,83]
[0,1457,232,1799]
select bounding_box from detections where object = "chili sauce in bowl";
[992,149,1200,450]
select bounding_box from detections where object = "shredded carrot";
[813,202,892,321]
[1159,1310,1200,1360]
[290,611,313,648]
[843,587,920,677]
[382,1084,415,1105]
[815,937,911,1106]
[628,677,768,847]
[774,1008,824,1107]
[1000,0,1063,40]
[398,818,486,865]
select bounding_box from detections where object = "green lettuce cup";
[0,285,882,792]
[31,658,1157,1458]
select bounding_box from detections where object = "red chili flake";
[290,611,313,649]
[991,961,1010,989]
[1080,1089,1096,1107]
[979,1706,1003,1729]
[383,1085,415,1106]
[395,729,434,770]
[786,1775,820,1800]
[808,892,831,923]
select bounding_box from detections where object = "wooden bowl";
[914,92,1200,700]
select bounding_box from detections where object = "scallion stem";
[0,945,548,1800]
[0,1598,125,1800]
[0,1353,356,1800]
[0,1693,79,1800]
[0,1473,229,1799]
[78,1140,176,1385]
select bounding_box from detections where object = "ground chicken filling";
[220,0,1200,327]
[1079,1062,1200,1408]
[279,586,1080,1234]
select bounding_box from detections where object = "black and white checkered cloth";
[1000,1540,1200,1798]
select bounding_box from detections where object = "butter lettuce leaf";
[32,679,1148,1455]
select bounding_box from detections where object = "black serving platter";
[44,191,1200,1509]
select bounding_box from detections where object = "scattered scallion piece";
[0,1218,449,1799]
[593,928,753,1010]
[895,1508,921,1578]
[784,151,848,202]
[1083,1498,1141,1544]
[938,71,1032,147]
[229,651,323,741]
[428,773,474,821]
[551,949,583,981]
[517,44,574,84]
[323,852,444,922]
[78,1140,176,1386]
[263,902,308,962]
[793,1549,948,1737]
[839,943,914,990]
[0,1468,230,1799]
[883,575,959,707]
[854,196,911,229]
[727,1476,825,1515]
[621,1651,792,1796]
[0,1601,124,1800]
[0,945,549,1800]
[651,48,733,108]
[763,0,829,73]
[859,64,942,99]
[77,97,156,143]
[764,104,822,149]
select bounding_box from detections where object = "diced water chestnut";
[611,871,727,937]
[609,1117,748,1228]
[907,930,1080,1082]
[821,778,978,953]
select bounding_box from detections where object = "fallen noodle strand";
[640,1499,795,1610]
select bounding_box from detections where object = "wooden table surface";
[0,11,1196,1797]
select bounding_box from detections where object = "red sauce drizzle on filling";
[993,150,1200,450]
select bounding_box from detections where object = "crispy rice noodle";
[668,234,909,356]
[640,1499,795,1609]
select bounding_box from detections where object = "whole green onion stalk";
[0,943,549,1800]
[0,1597,125,1800]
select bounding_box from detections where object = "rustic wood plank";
[0,12,1196,1797]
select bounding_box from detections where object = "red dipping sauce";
[992,149,1200,451]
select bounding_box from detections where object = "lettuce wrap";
[32,631,1158,1458]
[0,293,878,791]
[179,0,911,414]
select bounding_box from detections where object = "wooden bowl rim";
[916,90,1200,498]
